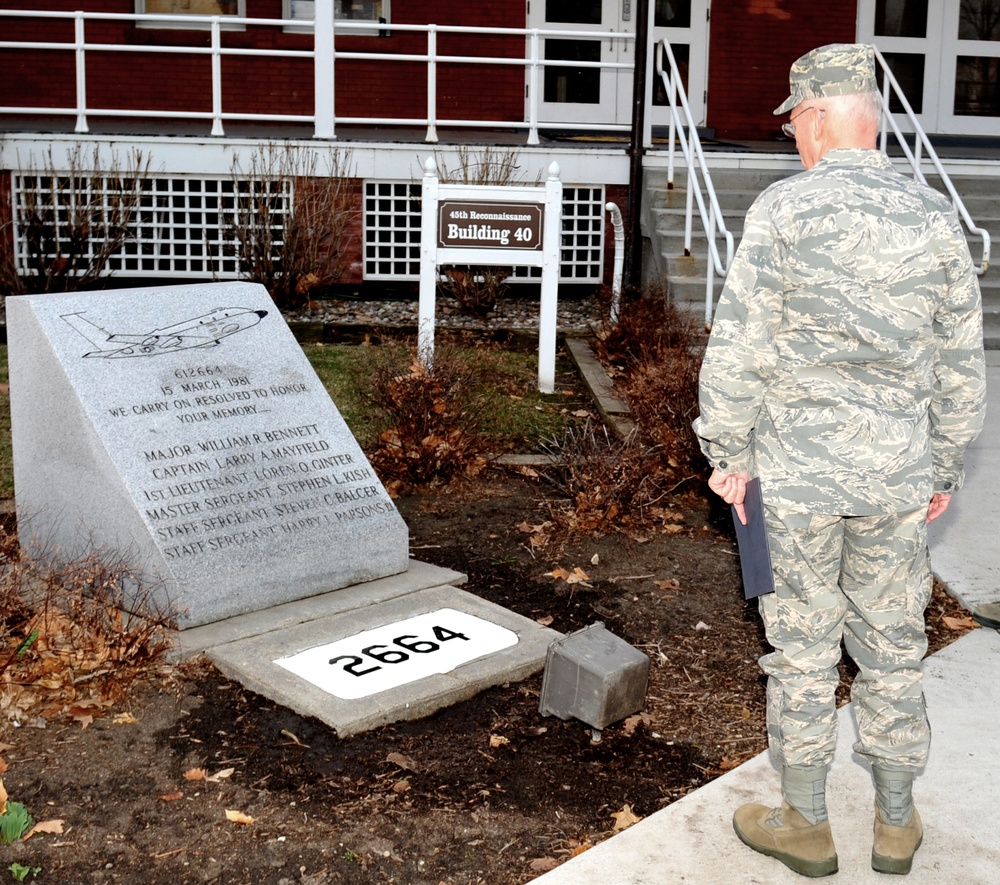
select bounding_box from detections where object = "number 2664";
[329,625,469,677]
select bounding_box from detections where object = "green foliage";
[9,863,41,882]
[15,629,38,658]
[0,802,33,844]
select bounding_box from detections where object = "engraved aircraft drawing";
[61,307,269,358]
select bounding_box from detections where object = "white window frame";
[859,0,1000,136]
[135,1,247,31]
[283,0,391,37]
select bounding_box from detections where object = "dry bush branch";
[0,145,151,295]
[359,340,494,494]
[435,147,529,318]
[543,286,708,538]
[224,143,357,310]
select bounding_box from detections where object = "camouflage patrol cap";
[773,43,878,115]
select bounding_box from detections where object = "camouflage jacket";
[693,149,986,514]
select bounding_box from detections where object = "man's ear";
[812,107,828,137]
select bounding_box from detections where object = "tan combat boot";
[872,805,923,875]
[733,801,838,877]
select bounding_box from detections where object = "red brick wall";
[0,1,527,125]
[707,1,859,141]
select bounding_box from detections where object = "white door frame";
[527,0,709,129]
[527,1,633,126]
[858,0,1000,136]
[650,0,709,128]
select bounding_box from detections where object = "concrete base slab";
[171,559,466,658]
[203,582,561,737]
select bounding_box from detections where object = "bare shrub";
[359,339,493,494]
[0,145,151,295]
[595,280,703,370]
[542,284,708,536]
[0,521,173,726]
[224,144,356,310]
[596,282,707,481]
[435,146,528,317]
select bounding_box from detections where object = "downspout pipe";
[625,0,650,290]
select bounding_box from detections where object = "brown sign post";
[437,201,544,251]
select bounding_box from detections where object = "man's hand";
[926,493,952,523]
[708,468,750,525]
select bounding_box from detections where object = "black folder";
[732,477,775,599]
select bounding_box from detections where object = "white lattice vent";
[10,174,603,284]
[10,174,289,280]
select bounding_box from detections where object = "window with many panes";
[136,1,246,29]
[285,0,390,35]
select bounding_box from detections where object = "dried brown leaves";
[0,532,173,726]
[365,351,491,493]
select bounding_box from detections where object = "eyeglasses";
[781,105,824,138]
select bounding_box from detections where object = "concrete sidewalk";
[534,353,1000,884]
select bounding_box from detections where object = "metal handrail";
[0,8,634,145]
[655,39,734,327]
[652,40,991,329]
[873,47,990,276]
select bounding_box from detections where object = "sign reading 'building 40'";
[437,200,543,251]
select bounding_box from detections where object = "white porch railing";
[0,8,634,145]
[655,38,734,327]
[873,47,991,276]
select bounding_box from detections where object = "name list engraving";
[106,362,390,562]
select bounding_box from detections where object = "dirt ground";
[1,468,977,885]
[0,322,980,885]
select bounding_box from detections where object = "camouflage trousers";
[758,505,932,772]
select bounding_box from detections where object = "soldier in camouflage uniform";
[693,43,986,877]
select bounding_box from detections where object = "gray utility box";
[538,622,649,731]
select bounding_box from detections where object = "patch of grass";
[0,339,577,504]
[301,343,378,445]
[303,340,574,454]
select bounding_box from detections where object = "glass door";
[528,0,708,128]
[529,0,632,126]
[650,0,709,128]
[859,0,1000,136]
[941,0,1000,134]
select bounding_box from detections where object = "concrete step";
[645,159,1000,347]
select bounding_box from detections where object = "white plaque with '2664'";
[274,608,519,700]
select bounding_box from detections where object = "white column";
[538,162,563,394]
[418,156,440,367]
[210,17,224,136]
[314,1,336,139]
[74,13,89,134]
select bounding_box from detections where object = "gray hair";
[823,91,883,128]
